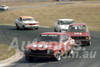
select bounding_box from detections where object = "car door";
[62,34,70,52]
[17,17,23,27]
[56,21,61,31]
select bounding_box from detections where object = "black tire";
[54,28,57,32]
[22,25,25,30]
[67,49,74,56]
[54,51,61,61]
[59,29,61,32]
[87,41,91,46]
[16,24,19,30]
[25,51,34,62]
[36,27,39,30]
[25,54,33,62]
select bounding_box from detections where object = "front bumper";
[24,25,39,28]
[75,39,90,45]
[25,49,55,58]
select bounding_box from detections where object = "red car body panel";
[67,23,91,45]
[25,32,75,58]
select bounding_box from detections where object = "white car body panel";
[15,17,39,29]
[54,19,74,32]
[0,5,8,10]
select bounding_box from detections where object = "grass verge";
[0,2,100,31]
[0,2,53,7]
[0,43,15,61]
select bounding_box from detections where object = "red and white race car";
[67,23,91,46]
[25,32,75,61]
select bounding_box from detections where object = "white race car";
[54,19,74,32]
[15,16,39,30]
[0,5,8,11]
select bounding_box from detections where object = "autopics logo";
[8,37,97,59]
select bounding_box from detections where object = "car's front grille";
[31,50,47,54]
[71,36,86,40]
[26,23,38,25]
[30,49,54,55]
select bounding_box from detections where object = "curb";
[0,49,24,67]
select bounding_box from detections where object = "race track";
[0,25,100,67]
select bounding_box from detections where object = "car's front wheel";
[25,55,33,62]
[54,51,61,61]
[36,27,39,30]
[25,52,34,62]
[22,25,25,30]
[54,27,57,32]
[68,49,74,56]
[16,24,20,30]
[87,41,91,46]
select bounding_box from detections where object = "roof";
[58,19,74,21]
[41,32,66,35]
[20,16,34,19]
[69,23,86,26]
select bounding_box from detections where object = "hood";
[67,32,90,37]
[23,21,38,24]
[26,42,60,50]
[59,25,69,29]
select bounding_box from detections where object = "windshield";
[59,21,74,25]
[0,5,5,7]
[23,18,34,21]
[37,35,60,42]
[68,25,88,32]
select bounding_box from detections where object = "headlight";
[86,37,89,39]
[38,44,42,48]
[43,45,48,48]
[32,45,37,48]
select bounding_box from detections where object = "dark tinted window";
[68,25,88,32]
[62,35,69,42]
[37,35,60,42]
[59,21,74,25]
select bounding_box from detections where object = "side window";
[57,20,60,25]
[18,17,22,21]
[62,35,69,42]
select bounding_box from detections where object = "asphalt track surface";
[0,25,100,67]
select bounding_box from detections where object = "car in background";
[54,19,74,32]
[67,23,91,46]
[25,32,75,61]
[15,16,39,30]
[0,5,8,11]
